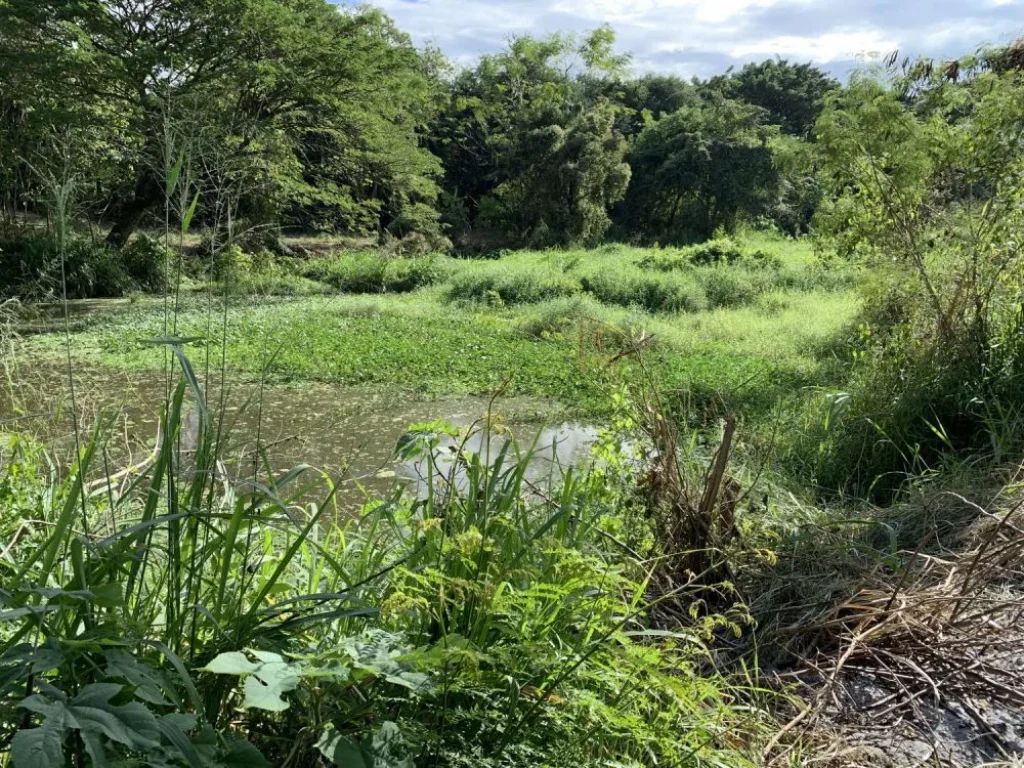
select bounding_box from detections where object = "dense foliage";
[1,5,1024,764]
[618,96,779,242]
[0,0,444,245]
[706,59,839,139]
[792,58,1024,496]
[0,373,771,768]
[0,1,851,250]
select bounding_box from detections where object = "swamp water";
[0,361,598,511]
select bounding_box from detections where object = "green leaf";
[105,650,179,707]
[219,738,271,768]
[317,727,370,768]
[0,605,63,622]
[240,663,299,712]
[317,723,412,768]
[167,152,184,197]
[369,722,412,768]
[201,652,258,676]
[182,190,200,235]
[90,582,125,609]
[202,651,301,712]
[155,714,203,768]
[68,683,161,750]
[80,729,110,768]
[11,721,65,768]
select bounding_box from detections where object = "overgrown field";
[3,34,1024,766]
[18,235,860,423]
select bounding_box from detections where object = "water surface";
[0,361,597,511]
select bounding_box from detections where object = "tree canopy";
[5,2,999,251]
[706,58,839,138]
[619,96,779,241]
[0,0,443,245]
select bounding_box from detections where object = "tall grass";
[302,252,448,294]
[443,241,854,315]
[0,354,774,767]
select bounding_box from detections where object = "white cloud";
[727,30,899,62]
[356,0,1024,79]
[548,0,788,25]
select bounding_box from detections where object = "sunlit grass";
[19,237,860,420]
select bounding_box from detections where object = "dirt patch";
[763,486,1024,767]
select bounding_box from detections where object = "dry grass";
[760,470,1024,766]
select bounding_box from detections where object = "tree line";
[0,0,1018,252]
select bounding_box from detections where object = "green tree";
[810,64,1024,491]
[593,73,701,139]
[0,0,442,245]
[763,134,823,235]
[430,28,631,246]
[483,101,630,246]
[619,96,779,241]
[708,58,838,138]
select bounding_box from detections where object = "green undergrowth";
[0,365,776,767]
[444,237,854,314]
[16,236,861,423]
[19,288,858,422]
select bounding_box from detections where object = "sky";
[355,0,1023,80]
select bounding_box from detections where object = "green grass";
[300,252,449,293]
[18,235,860,421]
[0,363,776,768]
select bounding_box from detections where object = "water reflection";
[0,364,597,511]
[401,422,600,494]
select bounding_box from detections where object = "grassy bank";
[5,231,1024,767]
[0,366,778,768]
[17,235,860,422]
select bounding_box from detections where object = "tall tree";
[618,96,778,241]
[430,27,631,246]
[608,74,701,139]
[0,0,443,245]
[484,102,630,246]
[707,58,839,138]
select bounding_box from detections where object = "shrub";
[230,271,331,296]
[384,254,447,293]
[796,68,1024,498]
[447,261,581,305]
[516,295,603,339]
[640,240,782,272]
[303,252,445,294]
[0,368,771,768]
[0,234,134,299]
[681,237,747,265]
[121,235,170,292]
[580,270,707,313]
[696,267,763,308]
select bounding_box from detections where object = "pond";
[0,360,599,511]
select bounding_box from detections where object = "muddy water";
[0,362,598,511]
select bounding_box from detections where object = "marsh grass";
[16,235,861,424]
[443,238,855,315]
[301,252,448,294]
[0,351,777,767]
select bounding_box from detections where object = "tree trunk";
[105,175,162,248]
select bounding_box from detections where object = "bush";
[303,252,445,294]
[681,237,747,265]
[639,240,782,271]
[0,375,770,768]
[580,270,707,313]
[696,267,763,308]
[208,243,277,281]
[121,235,170,292]
[447,261,581,305]
[516,295,603,339]
[0,233,136,299]
[795,68,1024,499]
